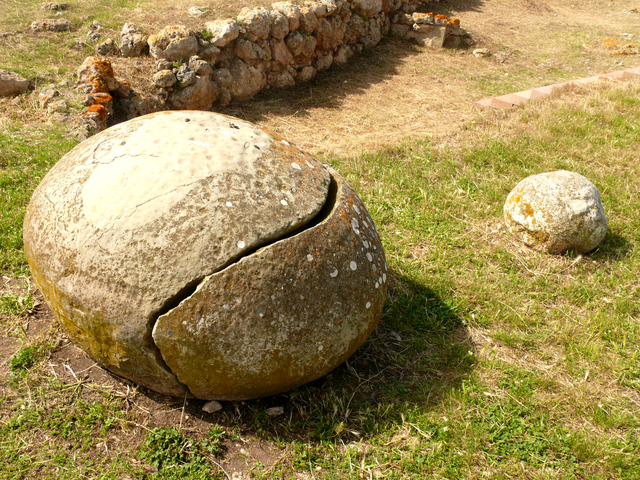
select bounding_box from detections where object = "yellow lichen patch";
[599,37,638,55]
[524,203,534,217]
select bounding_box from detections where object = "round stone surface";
[503,170,607,254]
[24,111,388,400]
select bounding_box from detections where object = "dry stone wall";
[77,0,469,135]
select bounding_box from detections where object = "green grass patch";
[0,126,77,275]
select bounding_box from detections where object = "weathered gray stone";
[359,15,383,47]
[120,23,147,57]
[148,25,199,62]
[169,75,218,109]
[267,70,295,88]
[352,0,382,17]
[269,9,290,40]
[156,59,173,72]
[227,58,266,100]
[189,56,214,76]
[344,15,365,43]
[285,31,316,63]
[234,38,268,62]
[41,2,67,11]
[96,38,116,56]
[407,25,447,48]
[269,39,294,71]
[198,44,221,63]
[204,19,239,48]
[153,69,177,88]
[38,88,60,108]
[314,52,333,72]
[390,23,410,39]
[237,7,272,42]
[30,18,71,32]
[333,44,352,64]
[503,171,607,254]
[270,2,301,32]
[24,111,387,400]
[0,71,30,97]
[297,65,317,82]
[175,65,197,87]
[298,5,319,34]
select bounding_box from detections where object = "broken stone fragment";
[168,74,218,110]
[30,18,71,32]
[24,111,387,400]
[96,38,116,56]
[119,23,147,57]
[504,171,608,254]
[153,69,177,88]
[407,25,447,48]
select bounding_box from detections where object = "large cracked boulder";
[24,111,388,400]
[504,170,607,254]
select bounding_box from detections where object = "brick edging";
[474,66,640,110]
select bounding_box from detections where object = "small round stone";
[503,170,607,254]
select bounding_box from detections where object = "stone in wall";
[204,19,239,48]
[77,1,470,136]
[148,25,199,62]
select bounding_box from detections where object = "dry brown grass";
[2,0,639,156]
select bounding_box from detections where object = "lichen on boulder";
[504,170,608,254]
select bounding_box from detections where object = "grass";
[1,60,640,480]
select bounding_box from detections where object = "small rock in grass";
[472,48,491,57]
[266,406,284,416]
[30,18,71,32]
[41,2,67,11]
[0,70,30,97]
[504,170,607,254]
[96,38,116,56]
[202,400,223,413]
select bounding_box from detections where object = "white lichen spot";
[330,268,339,278]
[226,201,233,207]
[318,345,324,351]
[351,218,359,229]
[305,160,315,169]
[353,205,360,215]
[363,240,369,248]
[366,302,371,309]
[237,240,245,249]
[350,261,357,271]
[291,162,302,170]
[378,276,383,284]
[366,253,373,262]
[307,254,313,261]
[363,220,369,228]
[375,282,379,289]
[372,264,377,272]
[258,306,266,318]
[281,199,288,206]
[383,273,387,283]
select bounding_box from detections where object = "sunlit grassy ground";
[1,80,639,479]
